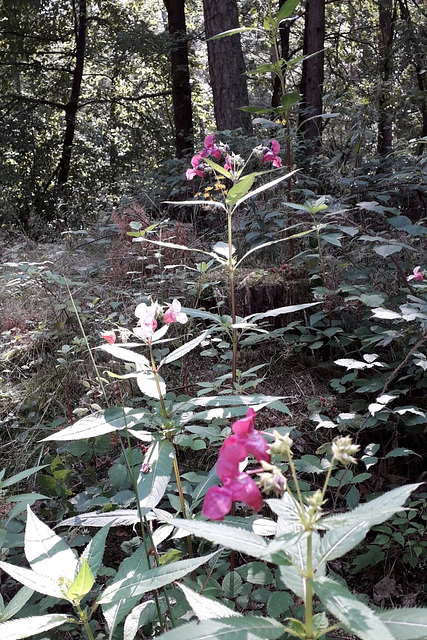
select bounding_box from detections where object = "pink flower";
[202,409,269,520]
[262,139,282,168]
[199,134,222,160]
[101,331,116,344]
[186,155,205,180]
[407,266,423,282]
[134,303,158,340]
[163,299,188,325]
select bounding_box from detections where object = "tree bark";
[298,0,325,149]
[164,0,194,158]
[202,0,252,134]
[57,0,87,187]
[272,0,291,108]
[377,0,394,156]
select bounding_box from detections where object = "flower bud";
[331,435,360,465]
[269,430,294,458]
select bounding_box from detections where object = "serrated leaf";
[137,440,174,509]
[42,407,148,441]
[226,174,256,208]
[312,576,395,640]
[66,558,94,603]
[154,514,268,558]
[0,587,33,622]
[160,331,209,367]
[377,608,427,639]
[100,344,150,368]
[99,552,218,605]
[0,562,65,599]
[81,524,111,578]
[123,601,161,640]
[0,614,72,640]
[155,615,285,640]
[59,509,140,528]
[177,583,240,620]
[25,507,78,583]
[316,522,371,567]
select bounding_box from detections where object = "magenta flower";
[199,134,222,160]
[186,155,206,180]
[164,299,188,325]
[202,408,269,520]
[407,266,423,282]
[262,139,282,168]
[101,330,116,345]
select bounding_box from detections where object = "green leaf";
[177,583,240,620]
[136,370,166,399]
[81,524,111,578]
[65,558,95,603]
[377,608,427,639]
[231,169,299,212]
[155,616,285,640]
[160,331,210,367]
[277,0,300,21]
[321,484,420,530]
[163,200,227,212]
[236,225,317,266]
[203,157,233,180]
[246,302,320,323]
[137,440,175,509]
[373,244,404,258]
[312,576,395,640]
[226,174,256,208]
[316,521,371,567]
[154,514,268,558]
[274,533,324,599]
[241,106,274,114]
[0,587,33,622]
[124,601,163,640]
[98,552,218,605]
[207,26,260,40]
[42,407,148,441]
[237,562,273,585]
[0,614,72,640]
[1,465,48,489]
[24,507,78,583]
[281,91,300,110]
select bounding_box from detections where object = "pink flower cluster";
[407,266,423,282]
[101,299,188,344]
[202,408,270,521]
[186,134,282,181]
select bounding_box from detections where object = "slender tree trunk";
[377,0,394,156]
[164,0,194,158]
[298,0,325,150]
[272,0,291,108]
[57,0,87,187]
[202,0,252,134]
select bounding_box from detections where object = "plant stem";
[227,209,238,386]
[76,604,95,640]
[304,532,314,639]
[320,456,335,502]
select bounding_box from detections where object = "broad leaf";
[377,608,427,639]
[277,0,300,21]
[275,533,324,600]
[226,174,256,208]
[312,576,395,640]
[100,344,150,368]
[25,507,78,583]
[42,407,148,441]
[316,522,372,567]
[155,615,285,640]
[204,156,233,180]
[98,552,218,605]
[136,370,166,399]
[177,583,241,620]
[124,601,162,640]
[0,587,33,622]
[0,562,65,600]
[231,169,299,212]
[154,514,268,559]
[137,440,175,509]
[0,614,72,640]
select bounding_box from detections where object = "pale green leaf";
[123,601,161,640]
[316,522,371,567]
[226,174,256,208]
[137,440,174,509]
[207,27,260,40]
[59,509,140,528]
[0,587,33,622]
[236,225,317,266]
[42,407,148,441]
[160,331,209,367]
[136,370,166,399]
[81,524,111,578]
[155,615,285,640]
[277,0,300,21]
[231,169,299,212]
[312,576,396,640]
[65,558,95,603]
[177,583,241,620]
[0,562,65,600]
[0,614,72,640]
[100,344,150,368]
[25,507,78,583]
[204,157,233,180]
[1,465,48,489]
[246,302,320,323]
[377,608,427,639]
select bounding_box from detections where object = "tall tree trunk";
[164,0,194,158]
[57,0,87,187]
[298,0,325,150]
[398,0,427,155]
[377,0,394,156]
[202,0,252,134]
[272,0,291,108]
